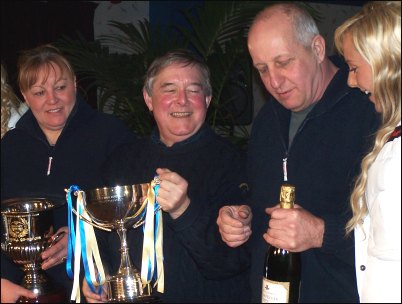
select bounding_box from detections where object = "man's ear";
[143,89,153,111]
[205,95,212,108]
[74,76,77,93]
[311,35,326,63]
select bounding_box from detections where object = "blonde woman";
[1,64,28,138]
[335,1,401,302]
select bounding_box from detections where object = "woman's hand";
[1,278,36,303]
[82,278,108,303]
[41,226,69,270]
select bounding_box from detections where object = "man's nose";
[176,89,188,105]
[269,68,285,89]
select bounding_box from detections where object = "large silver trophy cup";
[79,184,161,302]
[1,198,68,303]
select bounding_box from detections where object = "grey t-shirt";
[289,102,316,147]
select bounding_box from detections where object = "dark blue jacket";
[1,95,137,295]
[247,59,379,302]
[99,124,251,303]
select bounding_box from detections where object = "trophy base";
[17,287,68,303]
[108,295,161,303]
[107,271,143,302]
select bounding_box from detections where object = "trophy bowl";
[1,197,68,303]
[84,184,150,229]
[83,184,158,303]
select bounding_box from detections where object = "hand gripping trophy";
[1,197,68,303]
[65,177,164,303]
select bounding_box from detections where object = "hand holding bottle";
[217,205,252,247]
[264,204,325,252]
[262,184,300,303]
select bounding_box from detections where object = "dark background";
[1,1,98,104]
[1,0,367,108]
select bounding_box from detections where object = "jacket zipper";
[46,156,53,176]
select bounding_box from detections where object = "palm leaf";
[56,1,321,145]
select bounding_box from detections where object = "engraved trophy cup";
[1,197,68,303]
[68,183,163,303]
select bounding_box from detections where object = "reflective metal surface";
[83,184,151,302]
[1,198,67,302]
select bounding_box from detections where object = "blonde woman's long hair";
[1,64,23,138]
[335,1,401,234]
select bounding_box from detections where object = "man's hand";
[156,168,191,219]
[264,204,324,252]
[217,205,252,247]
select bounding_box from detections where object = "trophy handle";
[71,209,112,232]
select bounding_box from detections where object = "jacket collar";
[308,56,352,118]
[150,123,209,150]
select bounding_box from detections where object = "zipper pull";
[47,157,53,176]
[283,157,288,182]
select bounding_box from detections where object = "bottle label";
[261,277,289,303]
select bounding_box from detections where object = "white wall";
[93,1,149,53]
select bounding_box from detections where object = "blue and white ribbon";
[66,186,106,303]
[140,177,164,293]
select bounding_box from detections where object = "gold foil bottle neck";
[280,184,296,209]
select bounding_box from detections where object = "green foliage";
[56,1,319,148]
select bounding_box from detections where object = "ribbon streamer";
[66,186,106,303]
[154,182,164,293]
[140,177,164,293]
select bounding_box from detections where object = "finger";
[221,230,252,247]
[41,247,61,262]
[219,210,245,228]
[42,231,68,260]
[238,207,252,223]
[156,167,171,175]
[219,224,248,237]
[48,228,67,246]
[82,281,104,303]
[45,226,54,238]
[238,210,249,219]
[220,225,252,239]
[17,286,37,299]
[156,168,174,184]
[41,254,67,270]
[224,240,248,248]
[265,204,281,215]
[158,169,186,188]
[263,232,293,251]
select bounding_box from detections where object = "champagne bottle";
[261,183,301,303]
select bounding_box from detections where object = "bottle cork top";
[280,184,296,209]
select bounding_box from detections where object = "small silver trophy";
[1,197,68,303]
[68,182,163,303]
